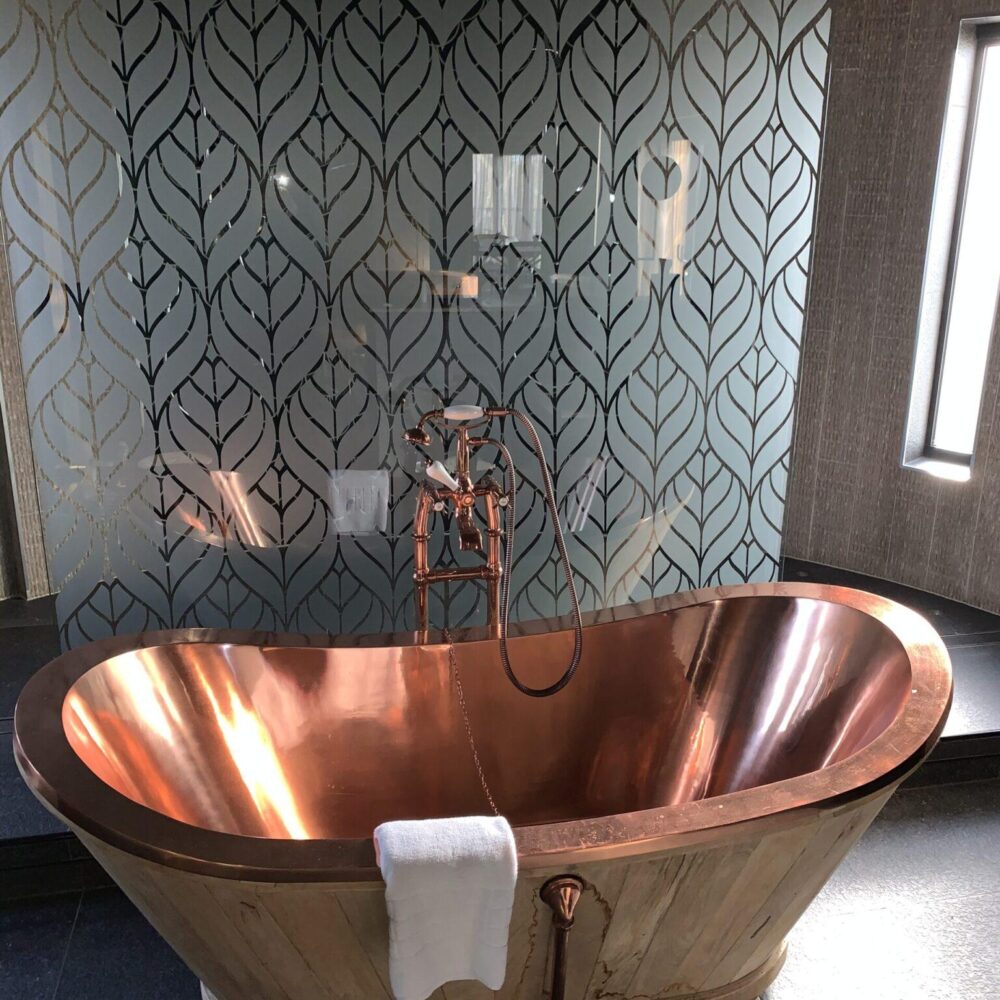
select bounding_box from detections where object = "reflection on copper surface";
[199,666,309,840]
[59,594,920,839]
[15,583,952,880]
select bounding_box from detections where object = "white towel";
[374,816,518,1000]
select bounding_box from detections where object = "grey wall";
[785,0,1000,612]
[0,0,830,646]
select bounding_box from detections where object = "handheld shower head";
[402,408,442,447]
[403,425,432,447]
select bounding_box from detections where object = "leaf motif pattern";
[0,0,830,645]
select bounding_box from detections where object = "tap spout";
[456,502,484,553]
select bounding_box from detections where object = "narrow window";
[907,23,1000,478]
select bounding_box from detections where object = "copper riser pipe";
[541,875,584,1000]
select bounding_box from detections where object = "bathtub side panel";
[715,790,893,988]
[624,789,893,996]
[74,789,891,1000]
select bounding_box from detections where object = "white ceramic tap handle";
[426,460,461,492]
[442,404,485,421]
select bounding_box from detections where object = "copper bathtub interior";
[61,594,914,842]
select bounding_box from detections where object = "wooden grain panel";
[259,888,393,998]
[209,883,334,999]
[720,792,890,985]
[79,836,247,1000]
[553,862,629,1000]
[672,825,816,992]
[623,840,761,997]
[583,853,695,998]
[83,836,289,1000]
[495,875,548,1000]
[439,982,493,999]
[334,885,397,996]
[74,788,895,1000]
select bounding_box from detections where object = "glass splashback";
[0,0,831,645]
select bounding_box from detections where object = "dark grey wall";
[785,0,1000,611]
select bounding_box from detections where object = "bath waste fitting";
[404,404,584,697]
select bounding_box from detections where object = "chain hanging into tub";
[446,626,584,1000]
[443,627,499,816]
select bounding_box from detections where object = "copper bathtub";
[15,582,951,1000]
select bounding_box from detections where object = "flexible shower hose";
[489,409,584,697]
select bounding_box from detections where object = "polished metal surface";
[409,406,585,695]
[410,417,506,631]
[541,875,584,1000]
[14,583,952,882]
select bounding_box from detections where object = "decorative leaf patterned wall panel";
[0,0,830,647]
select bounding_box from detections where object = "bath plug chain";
[444,628,499,816]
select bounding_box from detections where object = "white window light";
[906,23,1000,473]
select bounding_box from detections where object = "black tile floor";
[0,888,196,999]
[0,778,997,999]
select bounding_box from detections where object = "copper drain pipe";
[540,875,584,1000]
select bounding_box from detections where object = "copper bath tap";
[404,404,584,696]
[405,411,508,632]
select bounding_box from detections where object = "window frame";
[924,22,1000,465]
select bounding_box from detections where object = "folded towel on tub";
[373,815,518,1000]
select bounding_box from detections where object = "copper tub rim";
[14,582,952,882]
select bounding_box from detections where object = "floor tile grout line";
[49,891,82,1000]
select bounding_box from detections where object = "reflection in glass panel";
[0,2,832,644]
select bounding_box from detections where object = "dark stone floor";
[0,887,197,999]
[1,778,997,999]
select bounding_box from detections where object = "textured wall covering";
[0,215,50,599]
[0,0,830,646]
[785,0,1000,613]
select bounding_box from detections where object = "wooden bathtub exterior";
[15,583,952,1000]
